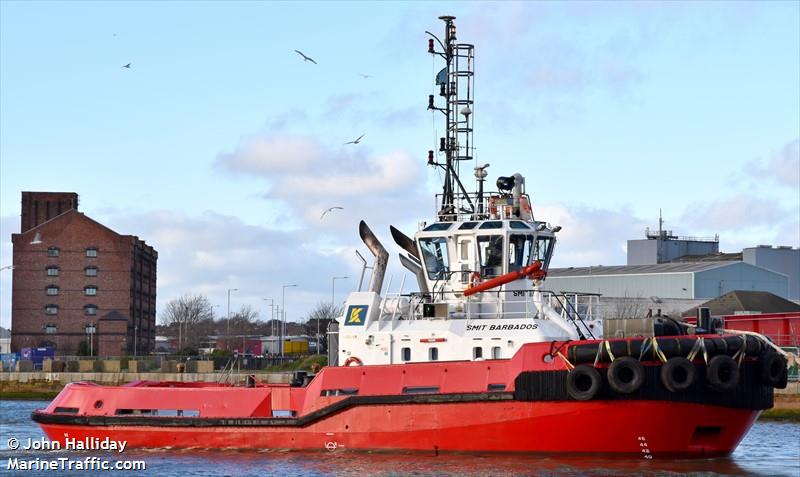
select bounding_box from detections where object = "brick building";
[11,192,157,356]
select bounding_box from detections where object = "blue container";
[20,347,54,369]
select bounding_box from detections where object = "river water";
[1,400,798,476]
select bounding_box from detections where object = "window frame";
[45,304,58,315]
[47,247,60,257]
[46,266,60,276]
[45,285,59,296]
[85,266,98,277]
[85,247,98,258]
[84,286,98,296]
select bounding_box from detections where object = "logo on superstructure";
[344,305,368,326]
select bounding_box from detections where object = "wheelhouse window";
[47,247,60,257]
[46,266,59,276]
[46,285,59,296]
[45,305,58,315]
[508,235,534,273]
[423,223,453,232]
[401,347,411,362]
[85,247,98,257]
[458,221,478,230]
[473,347,483,359]
[85,266,98,277]
[84,286,98,296]
[419,237,450,280]
[477,235,504,278]
[492,346,502,359]
[429,347,439,361]
[85,305,98,316]
[478,221,503,230]
[533,237,554,269]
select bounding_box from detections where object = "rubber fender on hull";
[759,352,789,389]
[567,336,764,364]
[606,357,645,394]
[566,365,602,401]
[706,355,740,392]
[660,357,698,392]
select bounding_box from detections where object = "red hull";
[38,400,758,456]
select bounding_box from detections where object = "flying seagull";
[320,206,343,219]
[344,133,365,145]
[359,73,370,79]
[294,50,317,64]
[122,63,131,69]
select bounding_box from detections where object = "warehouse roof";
[548,262,733,277]
[683,290,800,317]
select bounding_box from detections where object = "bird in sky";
[320,206,343,219]
[294,50,317,64]
[359,73,370,79]
[344,133,365,145]
[122,63,131,69]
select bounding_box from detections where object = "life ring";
[469,272,482,288]
[607,357,644,394]
[343,356,363,367]
[759,352,788,389]
[566,364,602,401]
[660,357,697,392]
[706,355,739,392]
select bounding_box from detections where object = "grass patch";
[760,408,800,421]
[264,355,328,372]
[1,391,59,400]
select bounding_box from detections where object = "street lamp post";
[328,276,349,355]
[85,323,96,357]
[262,298,275,354]
[281,284,297,358]
[227,288,238,351]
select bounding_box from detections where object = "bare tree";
[606,294,650,320]
[160,294,214,349]
[305,302,344,352]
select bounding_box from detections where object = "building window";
[46,285,59,296]
[85,305,98,316]
[85,266,98,277]
[492,346,501,359]
[473,347,483,359]
[45,305,58,315]
[429,347,439,361]
[46,266,59,276]
[84,286,98,296]
[47,247,60,257]
[401,347,411,362]
[45,324,57,334]
[85,247,98,257]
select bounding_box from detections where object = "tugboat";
[32,15,790,456]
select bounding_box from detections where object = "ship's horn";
[399,253,429,293]
[359,221,389,295]
[390,225,420,260]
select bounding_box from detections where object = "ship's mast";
[427,15,475,221]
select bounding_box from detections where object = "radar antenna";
[426,15,475,221]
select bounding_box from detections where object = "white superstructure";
[333,17,602,366]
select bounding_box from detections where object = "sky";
[1,1,798,329]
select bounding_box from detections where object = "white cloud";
[215,134,323,174]
[747,139,800,189]
[681,194,788,231]
[535,203,647,267]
